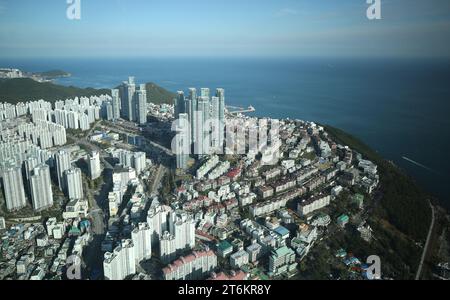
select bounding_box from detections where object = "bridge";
[226,105,256,115]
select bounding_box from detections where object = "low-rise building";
[217,240,233,258]
[246,242,263,263]
[257,186,274,199]
[162,249,217,280]
[209,270,249,280]
[230,250,249,269]
[268,246,297,277]
[0,217,5,230]
[297,194,331,216]
[337,214,349,228]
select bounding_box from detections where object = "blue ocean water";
[1,57,450,207]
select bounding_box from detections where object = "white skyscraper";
[88,151,101,180]
[132,152,146,175]
[120,77,136,122]
[195,97,210,156]
[131,223,152,265]
[111,89,121,120]
[65,167,84,200]
[105,102,113,121]
[103,239,136,280]
[67,111,79,129]
[175,113,190,170]
[188,88,198,145]
[210,96,221,152]
[136,84,147,125]
[200,88,210,99]
[216,88,226,150]
[30,164,53,211]
[55,150,71,192]
[146,201,172,248]
[79,113,90,131]
[174,91,185,118]
[24,156,39,180]
[159,231,177,264]
[169,211,196,251]
[1,166,27,211]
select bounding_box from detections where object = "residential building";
[230,250,249,269]
[88,151,101,180]
[162,249,217,280]
[268,246,297,277]
[65,167,84,200]
[1,165,27,211]
[29,164,53,211]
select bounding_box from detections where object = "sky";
[0,0,449,58]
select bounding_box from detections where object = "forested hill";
[0,78,109,103]
[0,78,175,105]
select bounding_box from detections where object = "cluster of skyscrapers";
[54,150,84,200]
[35,97,102,131]
[2,148,88,212]
[105,77,147,125]
[103,200,197,280]
[173,88,226,170]
[1,158,54,212]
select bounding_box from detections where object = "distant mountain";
[0,78,176,105]
[0,78,109,104]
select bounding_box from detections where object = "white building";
[62,199,88,220]
[162,249,217,280]
[196,155,219,179]
[230,250,249,269]
[46,217,66,239]
[30,164,53,211]
[103,239,136,280]
[160,231,177,264]
[297,194,331,216]
[146,201,172,247]
[65,167,84,200]
[0,217,5,230]
[136,84,147,125]
[246,242,262,263]
[170,211,196,251]
[88,151,101,180]
[131,222,152,265]
[55,150,71,192]
[1,166,27,211]
[133,152,146,175]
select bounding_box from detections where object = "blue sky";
[0,0,449,58]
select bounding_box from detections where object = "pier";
[226,105,256,115]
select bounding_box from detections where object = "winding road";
[415,200,435,280]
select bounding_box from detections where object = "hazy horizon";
[1,0,450,59]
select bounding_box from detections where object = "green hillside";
[324,125,433,279]
[145,82,176,105]
[0,78,109,103]
[325,125,432,240]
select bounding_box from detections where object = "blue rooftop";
[274,226,290,237]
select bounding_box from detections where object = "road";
[415,201,435,280]
[103,121,174,156]
[150,164,167,196]
[67,133,114,170]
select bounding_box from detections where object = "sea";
[1,57,449,208]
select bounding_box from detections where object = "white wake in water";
[402,156,437,173]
